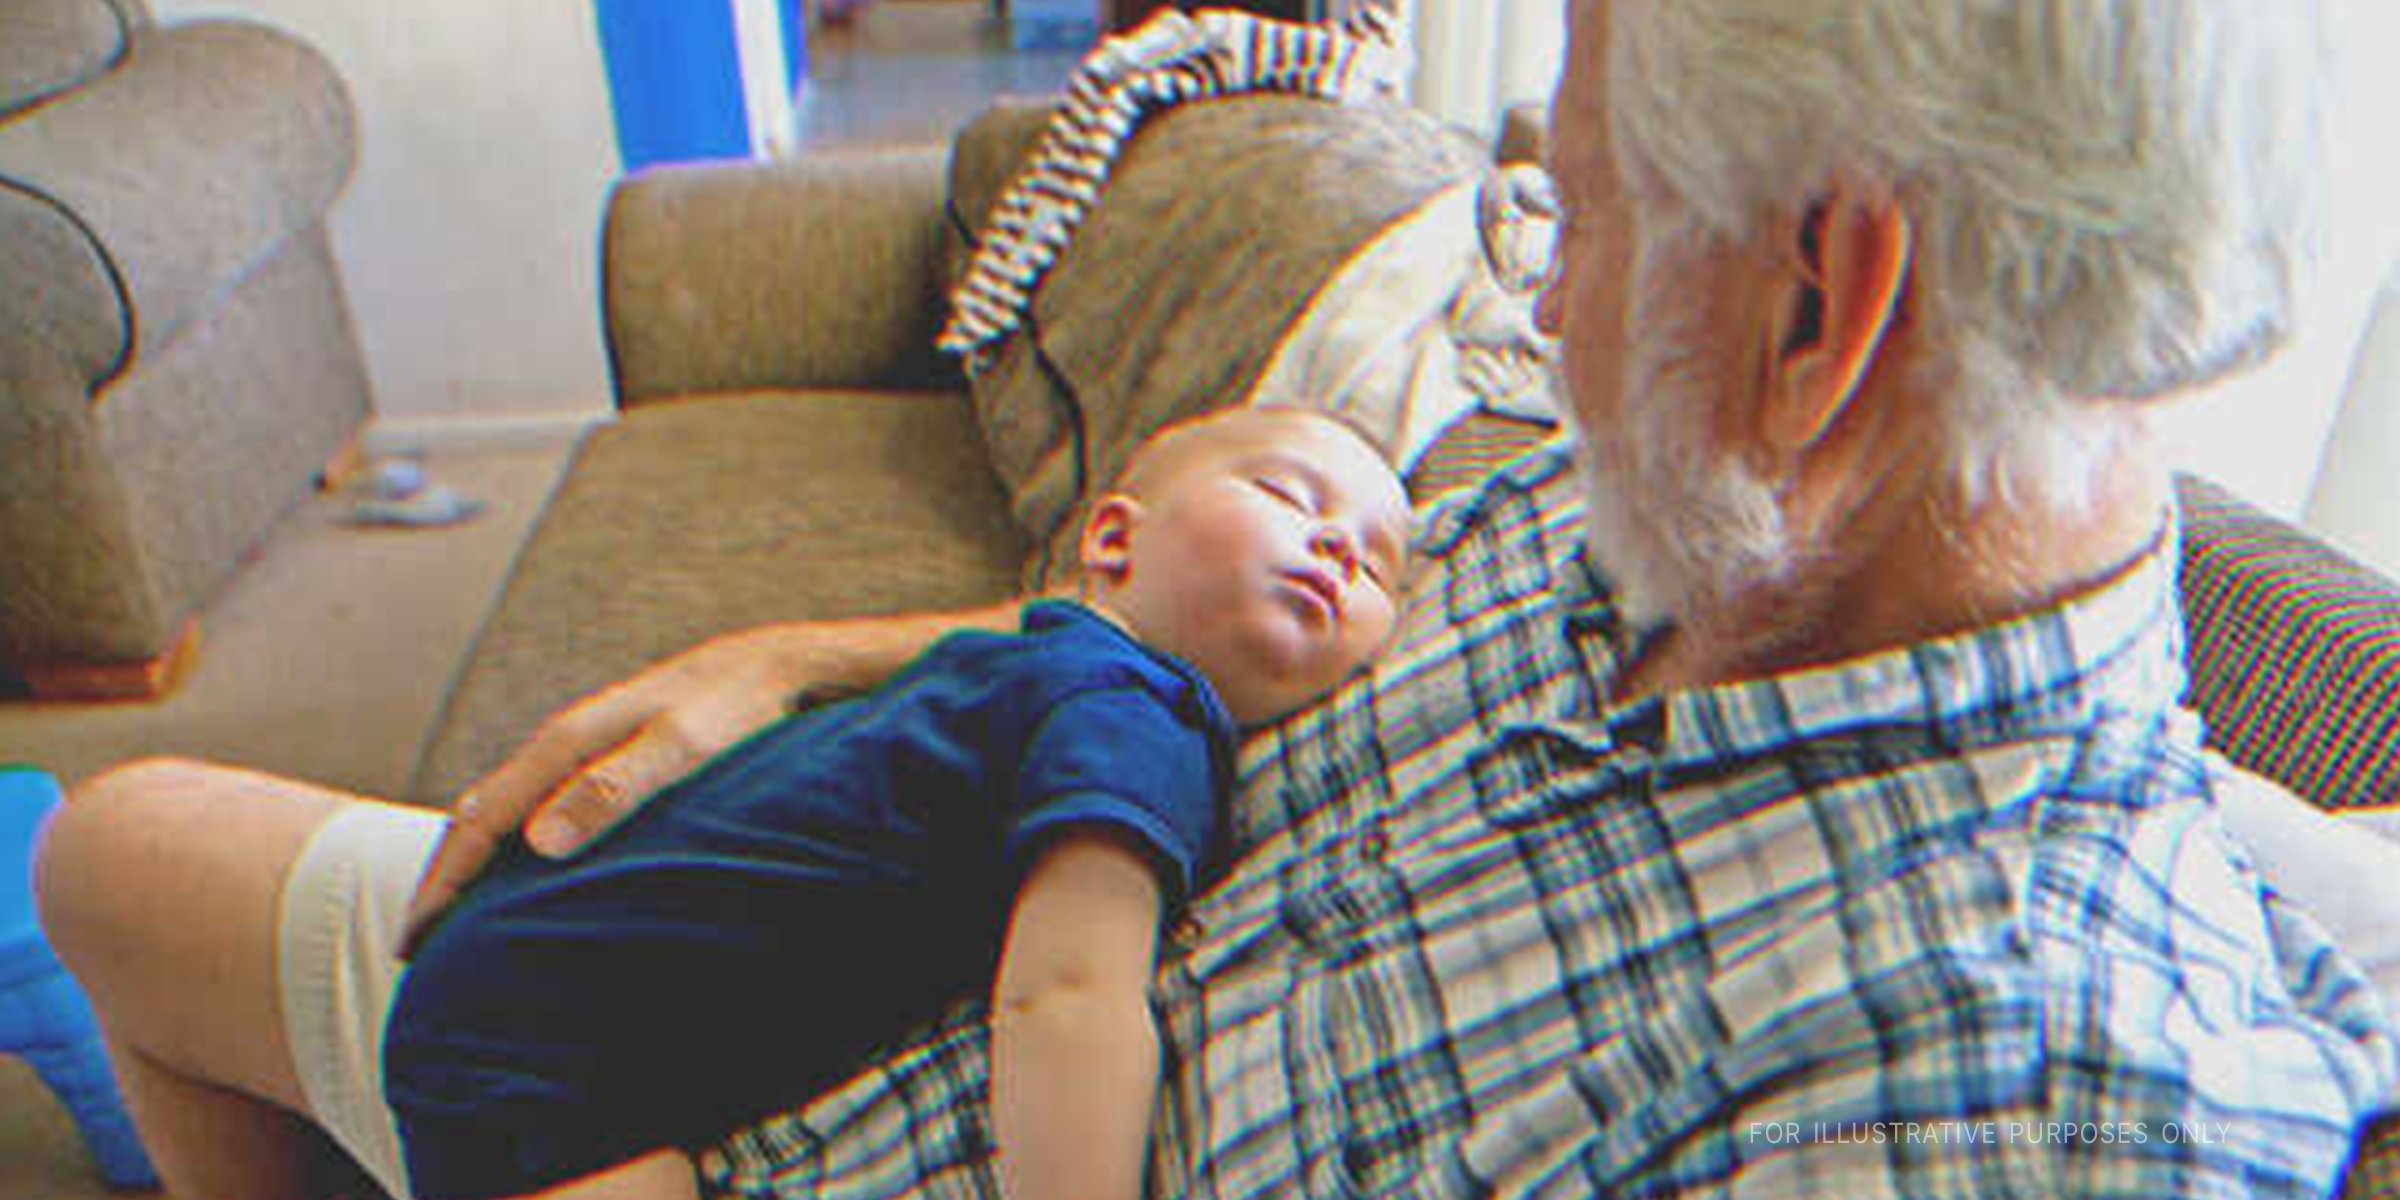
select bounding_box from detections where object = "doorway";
[796,0,1088,147]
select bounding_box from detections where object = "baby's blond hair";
[1113,406,1389,501]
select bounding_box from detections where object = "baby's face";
[1101,411,1410,726]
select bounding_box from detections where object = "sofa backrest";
[2178,476,2400,806]
[0,0,138,119]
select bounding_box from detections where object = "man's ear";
[1078,495,1141,584]
[1763,180,1911,455]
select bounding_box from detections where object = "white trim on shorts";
[278,801,445,1200]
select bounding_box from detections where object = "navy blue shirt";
[384,601,1234,1199]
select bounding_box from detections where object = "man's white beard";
[1570,227,1794,635]
[1573,426,1789,636]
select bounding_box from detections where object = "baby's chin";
[1230,668,1364,729]
[1201,618,1361,722]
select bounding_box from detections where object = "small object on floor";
[358,457,430,503]
[342,455,484,528]
[1,769,163,1192]
[347,485,487,529]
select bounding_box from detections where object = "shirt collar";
[1028,598,1240,745]
[1578,516,2188,775]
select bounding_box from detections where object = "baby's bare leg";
[38,759,351,1198]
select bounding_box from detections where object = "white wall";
[2154,3,2400,529]
[2302,278,2400,575]
[2150,263,2387,521]
[1406,0,1559,141]
[1406,0,1498,136]
[2292,6,2400,578]
[151,0,621,444]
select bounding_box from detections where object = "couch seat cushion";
[408,388,1028,805]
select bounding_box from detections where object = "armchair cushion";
[0,190,124,387]
[0,0,128,117]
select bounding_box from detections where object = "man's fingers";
[396,701,647,951]
[400,727,592,913]
[523,723,697,858]
[398,796,512,957]
[469,700,644,831]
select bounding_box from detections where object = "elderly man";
[38,0,2397,1197]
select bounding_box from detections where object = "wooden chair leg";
[316,431,368,493]
[12,620,202,703]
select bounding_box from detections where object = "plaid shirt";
[702,439,2397,1199]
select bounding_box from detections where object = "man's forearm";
[763,599,1031,702]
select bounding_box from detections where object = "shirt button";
[1344,1141,1375,1180]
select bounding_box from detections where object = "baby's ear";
[1078,495,1141,583]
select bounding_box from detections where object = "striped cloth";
[936,4,1410,366]
[1402,409,1553,504]
[699,437,2397,1199]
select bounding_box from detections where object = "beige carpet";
[0,438,577,1199]
[1,443,576,796]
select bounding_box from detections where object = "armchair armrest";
[601,145,955,406]
[2177,474,2400,807]
[0,19,355,385]
[0,334,165,663]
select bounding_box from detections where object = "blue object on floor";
[0,766,160,1192]
[346,485,487,529]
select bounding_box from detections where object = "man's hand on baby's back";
[398,628,814,954]
[397,603,1034,954]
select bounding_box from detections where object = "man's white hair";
[1606,0,2345,508]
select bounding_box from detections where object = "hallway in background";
[796,0,1085,146]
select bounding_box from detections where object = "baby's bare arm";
[991,830,1168,1200]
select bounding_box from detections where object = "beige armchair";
[0,0,372,699]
